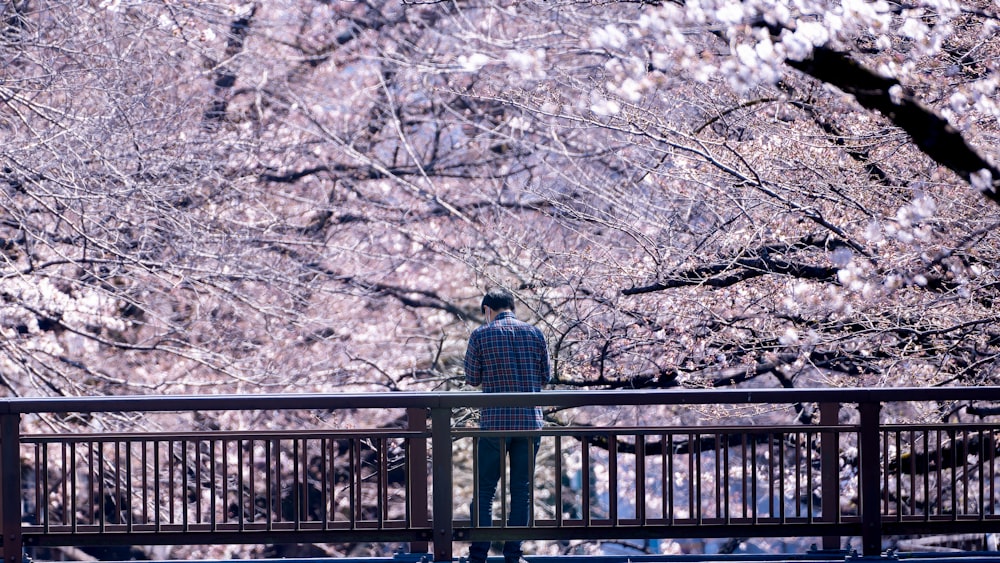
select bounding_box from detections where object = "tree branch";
[784,43,1000,201]
[623,233,842,295]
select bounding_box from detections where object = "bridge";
[1,387,1000,563]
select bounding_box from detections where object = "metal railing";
[1,388,1000,562]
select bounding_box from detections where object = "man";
[465,287,551,563]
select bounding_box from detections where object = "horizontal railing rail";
[1,388,1000,562]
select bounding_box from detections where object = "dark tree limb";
[784,43,1000,202]
[204,3,258,124]
[623,233,843,295]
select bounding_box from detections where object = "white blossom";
[839,0,893,35]
[795,21,831,46]
[865,221,884,243]
[971,168,994,193]
[949,92,970,113]
[458,53,490,72]
[508,116,531,131]
[590,24,628,50]
[590,91,621,116]
[779,29,813,61]
[763,2,791,26]
[616,77,644,102]
[715,2,746,25]
[779,327,799,346]
[899,15,929,40]
[505,49,546,78]
[889,84,904,105]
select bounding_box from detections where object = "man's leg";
[502,436,539,563]
[469,437,503,563]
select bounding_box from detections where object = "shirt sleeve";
[465,332,482,386]
[537,328,551,386]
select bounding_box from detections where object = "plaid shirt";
[465,311,551,430]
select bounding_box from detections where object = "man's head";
[481,287,515,318]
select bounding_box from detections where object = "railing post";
[430,406,453,563]
[820,402,841,551]
[407,407,430,555]
[858,401,882,557]
[0,412,21,563]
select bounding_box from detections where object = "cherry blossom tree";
[4,0,1000,558]
[2,0,1000,401]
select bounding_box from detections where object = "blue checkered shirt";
[465,311,550,430]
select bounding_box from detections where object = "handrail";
[2,386,999,412]
[2,388,999,562]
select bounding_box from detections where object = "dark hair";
[481,287,515,313]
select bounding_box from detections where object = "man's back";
[465,311,550,430]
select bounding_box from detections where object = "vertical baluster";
[636,433,646,525]
[0,413,21,563]
[554,435,563,527]
[351,437,360,527]
[687,433,695,523]
[962,428,970,516]
[858,402,882,557]
[430,406,454,563]
[694,432,702,524]
[114,441,122,528]
[806,430,814,522]
[264,439,274,528]
[125,440,133,532]
[499,437,508,528]
[905,430,913,518]
[405,407,429,554]
[923,431,930,522]
[778,432,786,521]
[723,432,732,522]
[608,433,618,525]
[241,439,250,527]
[819,402,841,550]
[87,442,96,529]
[379,436,388,527]
[141,441,148,526]
[581,434,591,527]
[529,435,537,528]
[883,429,892,518]
[666,433,674,525]
[321,438,330,528]
[793,431,802,519]
[749,434,757,524]
[741,433,749,521]
[769,433,776,519]
[71,442,78,532]
[276,438,284,526]
[34,443,43,531]
[61,442,69,529]
[97,441,106,533]
[715,432,722,520]
[978,429,986,520]
[990,430,997,517]
[210,439,218,530]
[292,438,301,528]
[183,439,192,529]
[169,440,177,527]
[280,437,287,524]
[154,440,162,531]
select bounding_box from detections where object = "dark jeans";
[469,435,540,563]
